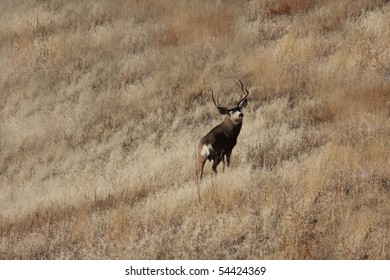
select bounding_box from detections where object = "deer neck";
[222,116,242,137]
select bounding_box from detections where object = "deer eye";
[231,109,238,114]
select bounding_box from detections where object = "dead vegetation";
[0,0,389,259]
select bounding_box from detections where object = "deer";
[196,80,249,182]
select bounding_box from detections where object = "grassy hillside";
[0,0,389,259]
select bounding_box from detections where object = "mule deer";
[196,80,249,181]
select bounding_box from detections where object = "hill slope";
[0,0,389,259]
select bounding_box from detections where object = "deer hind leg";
[220,150,227,172]
[196,156,207,182]
[197,143,213,182]
[212,160,218,175]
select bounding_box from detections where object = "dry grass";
[0,0,389,259]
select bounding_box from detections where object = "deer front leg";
[212,155,223,175]
[226,153,231,168]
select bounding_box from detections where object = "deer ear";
[238,98,247,110]
[217,107,230,115]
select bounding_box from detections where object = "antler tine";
[209,87,219,108]
[235,79,249,94]
[235,79,249,104]
[234,79,243,91]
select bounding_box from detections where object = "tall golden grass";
[0,0,389,259]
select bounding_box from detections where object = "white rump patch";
[200,144,213,158]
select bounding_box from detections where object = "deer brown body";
[196,80,249,181]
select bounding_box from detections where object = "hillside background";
[0,0,389,259]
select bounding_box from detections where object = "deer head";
[196,79,249,182]
[211,79,248,123]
